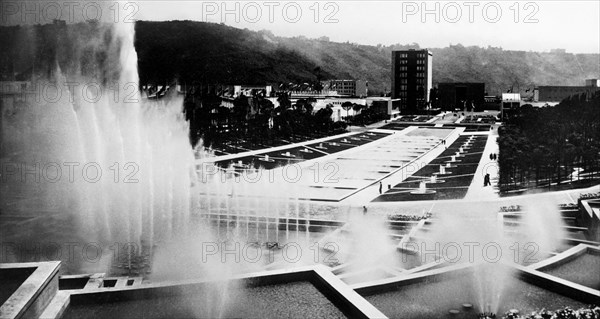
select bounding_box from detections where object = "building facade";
[501,93,521,120]
[534,79,600,102]
[322,80,367,97]
[437,82,485,111]
[391,49,432,113]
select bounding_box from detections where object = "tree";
[277,93,292,110]
[352,103,363,115]
[341,101,353,120]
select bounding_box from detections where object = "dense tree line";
[184,92,348,149]
[498,91,600,191]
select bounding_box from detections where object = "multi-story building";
[391,49,432,113]
[322,80,367,97]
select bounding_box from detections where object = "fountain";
[410,181,436,195]
[445,161,457,169]
[232,160,245,168]
[429,175,445,184]
[434,165,451,176]
[259,154,274,162]
[3,17,595,319]
[300,148,313,153]
[316,142,327,149]
[1,22,198,275]
[281,151,295,158]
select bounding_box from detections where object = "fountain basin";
[51,266,385,319]
[532,244,600,290]
[0,261,60,319]
[315,143,328,149]
[258,155,275,162]
[355,264,595,319]
[410,190,437,195]
[446,160,461,164]
[433,172,452,176]
[427,179,446,184]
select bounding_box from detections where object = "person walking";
[484,173,491,186]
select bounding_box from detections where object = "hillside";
[1,20,598,96]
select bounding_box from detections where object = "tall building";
[391,49,432,113]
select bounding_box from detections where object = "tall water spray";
[1,22,197,255]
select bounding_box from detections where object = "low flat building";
[437,82,485,111]
[501,93,521,120]
[313,98,366,122]
[534,79,600,102]
[367,97,393,117]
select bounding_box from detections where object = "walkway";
[464,124,500,200]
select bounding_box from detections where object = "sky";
[2,1,599,53]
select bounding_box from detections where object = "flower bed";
[500,205,522,212]
[387,212,432,221]
[579,192,600,200]
[502,305,599,319]
[558,203,578,209]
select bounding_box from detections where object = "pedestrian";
[484,173,491,186]
[363,206,367,214]
[379,182,382,194]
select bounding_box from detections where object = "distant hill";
[1,20,598,96]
